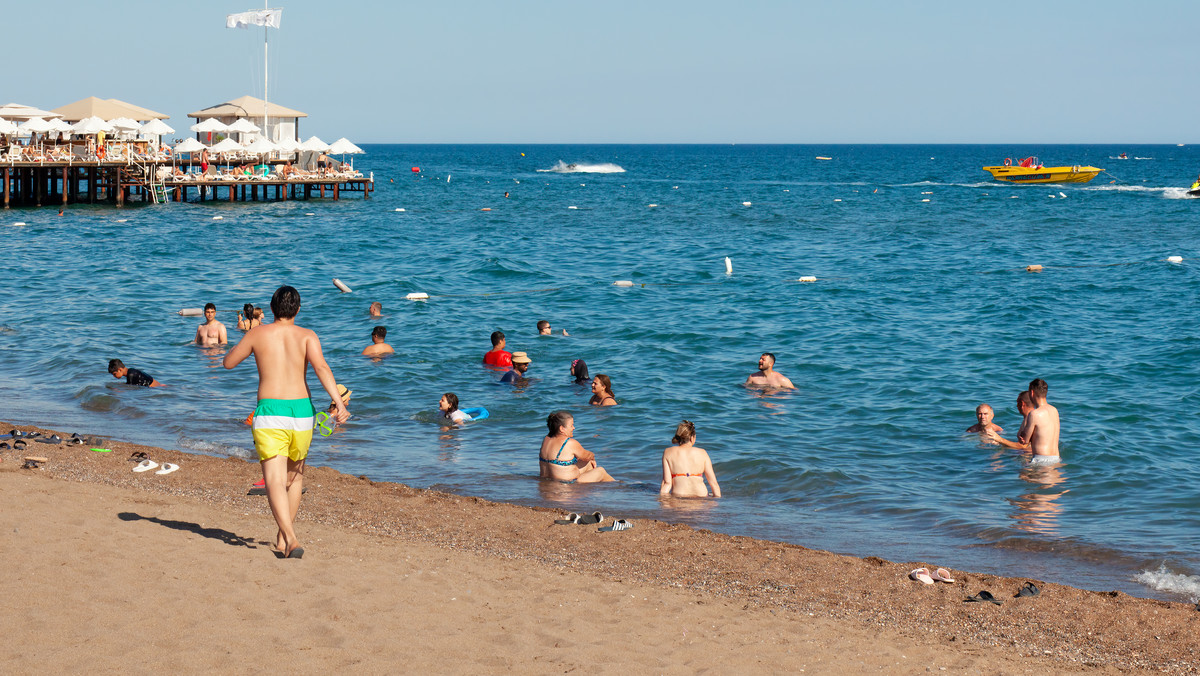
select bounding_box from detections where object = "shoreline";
[3,420,1196,672]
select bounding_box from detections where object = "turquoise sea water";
[3,144,1199,601]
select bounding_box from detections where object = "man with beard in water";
[744,352,795,390]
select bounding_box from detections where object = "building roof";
[188,95,307,119]
[52,97,168,122]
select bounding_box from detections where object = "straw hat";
[331,383,352,406]
[511,352,531,364]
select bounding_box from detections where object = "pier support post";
[333,182,339,200]
[3,167,8,209]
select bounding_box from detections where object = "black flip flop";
[964,590,1003,606]
[0,442,9,450]
[128,451,148,462]
[36,435,63,445]
[1015,582,1040,598]
[14,440,27,450]
[577,511,604,525]
[554,513,582,525]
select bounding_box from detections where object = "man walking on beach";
[195,302,228,346]
[988,380,1059,460]
[744,353,795,390]
[223,285,349,559]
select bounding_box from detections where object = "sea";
[2,144,1198,602]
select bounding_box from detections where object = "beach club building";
[188,95,305,144]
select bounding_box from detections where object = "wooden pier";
[1,159,373,208]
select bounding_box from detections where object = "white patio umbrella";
[209,137,242,153]
[298,136,330,152]
[174,137,207,153]
[274,136,300,160]
[0,103,63,120]
[109,117,140,130]
[0,118,17,135]
[17,117,54,135]
[242,135,278,155]
[327,138,363,155]
[226,118,260,134]
[190,118,229,133]
[71,116,115,134]
[139,119,175,136]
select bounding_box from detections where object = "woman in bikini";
[660,420,721,498]
[589,374,617,406]
[539,411,614,483]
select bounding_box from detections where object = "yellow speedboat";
[983,157,1102,184]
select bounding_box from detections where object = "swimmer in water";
[660,420,721,498]
[362,326,394,357]
[570,359,590,384]
[538,410,613,483]
[744,352,795,390]
[988,380,1060,461]
[537,320,568,336]
[369,301,382,317]
[589,374,617,406]
[439,392,469,424]
[195,302,228,346]
[966,403,1003,434]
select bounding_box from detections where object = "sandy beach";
[2,421,1195,674]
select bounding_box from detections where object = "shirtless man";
[966,404,1002,434]
[362,326,394,357]
[195,303,228,346]
[744,352,795,390]
[988,381,1059,460]
[369,301,382,317]
[223,285,349,559]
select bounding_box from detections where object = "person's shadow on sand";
[118,512,266,549]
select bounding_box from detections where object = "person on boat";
[660,420,721,498]
[539,410,614,483]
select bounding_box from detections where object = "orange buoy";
[411,167,420,173]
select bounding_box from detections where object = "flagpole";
[264,1,269,142]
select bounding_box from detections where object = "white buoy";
[333,278,353,293]
[798,276,817,283]
[177,308,204,316]
[647,204,658,208]
[212,216,223,220]
[1026,265,1044,272]
[1167,256,1184,263]
[921,199,930,202]
[833,198,842,202]
[447,174,451,183]
[567,206,578,209]
[742,201,752,206]
[395,208,406,212]
[724,257,733,275]
[1059,192,1067,198]
[921,191,932,195]
[613,280,634,287]
[116,219,128,223]
[406,292,430,300]
[11,222,25,226]
[305,212,315,216]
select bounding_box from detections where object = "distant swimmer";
[195,302,228,346]
[537,320,568,337]
[660,420,721,498]
[362,326,395,357]
[500,352,531,384]
[988,380,1059,461]
[570,359,590,384]
[590,374,617,406]
[483,330,513,367]
[966,403,1003,434]
[237,303,262,331]
[744,352,795,390]
[108,358,163,387]
[369,301,382,317]
[539,410,614,483]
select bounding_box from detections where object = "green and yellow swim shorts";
[251,398,316,462]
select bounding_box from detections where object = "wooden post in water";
[333,182,339,200]
[3,167,9,209]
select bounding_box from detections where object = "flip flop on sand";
[577,511,604,525]
[286,547,304,559]
[155,463,179,475]
[132,459,159,473]
[554,513,582,525]
[598,519,632,532]
[1015,582,1040,598]
[0,443,9,450]
[930,568,956,583]
[964,591,1003,606]
[909,568,935,585]
[36,435,62,445]
[128,451,148,462]
[14,440,27,450]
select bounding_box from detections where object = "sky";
[5,1,1198,143]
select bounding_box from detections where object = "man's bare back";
[1019,402,1060,457]
[225,320,336,402]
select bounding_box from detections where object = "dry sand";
[2,422,1196,674]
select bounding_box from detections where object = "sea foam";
[538,160,626,174]
[1135,565,1200,601]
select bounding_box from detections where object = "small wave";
[537,160,626,174]
[1135,565,1200,601]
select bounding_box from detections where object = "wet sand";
[2,422,1195,673]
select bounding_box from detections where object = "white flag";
[226,9,282,29]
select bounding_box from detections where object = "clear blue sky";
[7,1,1197,143]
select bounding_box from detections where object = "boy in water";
[223,286,349,559]
[966,404,1002,434]
[108,359,163,387]
[195,302,228,346]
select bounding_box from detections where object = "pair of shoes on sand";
[909,567,956,585]
[129,452,178,475]
[964,582,1040,606]
[554,512,634,532]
